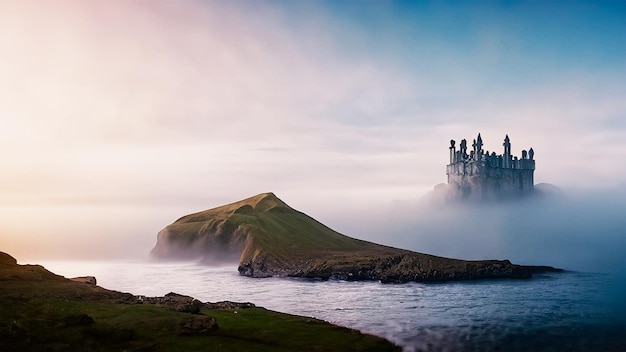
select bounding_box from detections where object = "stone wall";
[447,163,534,201]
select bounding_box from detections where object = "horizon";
[1,1,625,271]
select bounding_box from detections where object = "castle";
[446,133,535,200]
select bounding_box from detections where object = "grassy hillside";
[152,193,558,282]
[0,251,399,351]
[152,193,402,262]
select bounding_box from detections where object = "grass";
[206,308,394,352]
[0,251,400,351]
[1,297,398,351]
[158,192,406,263]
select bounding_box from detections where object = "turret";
[503,134,511,168]
[476,133,483,160]
[460,139,467,157]
[472,139,477,160]
[449,139,456,163]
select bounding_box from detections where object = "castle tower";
[449,140,456,164]
[476,133,483,160]
[503,134,511,168]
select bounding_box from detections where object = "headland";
[151,192,560,282]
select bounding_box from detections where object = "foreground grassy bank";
[0,251,399,351]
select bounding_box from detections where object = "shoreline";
[0,251,400,351]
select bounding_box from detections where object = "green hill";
[151,193,558,282]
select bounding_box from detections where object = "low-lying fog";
[2,187,624,277]
[326,188,626,274]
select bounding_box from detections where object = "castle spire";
[476,133,483,160]
[449,139,456,163]
[472,138,477,157]
[503,134,511,168]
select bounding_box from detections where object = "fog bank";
[324,188,626,274]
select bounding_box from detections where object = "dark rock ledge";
[133,292,256,314]
[130,292,256,335]
[238,255,562,283]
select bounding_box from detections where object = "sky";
[0,1,625,268]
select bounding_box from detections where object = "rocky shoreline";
[238,253,561,283]
[0,251,400,351]
[133,292,256,314]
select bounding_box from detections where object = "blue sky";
[0,0,624,260]
[299,1,625,75]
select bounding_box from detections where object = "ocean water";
[38,260,626,352]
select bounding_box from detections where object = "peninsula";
[151,193,558,282]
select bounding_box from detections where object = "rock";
[129,292,220,334]
[165,292,204,314]
[176,315,219,335]
[69,276,97,285]
[136,292,204,314]
[204,301,256,310]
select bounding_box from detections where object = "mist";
[324,188,626,275]
[2,185,623,276]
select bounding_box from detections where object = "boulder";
[69,276,97,285]
[176,315,219,335]
[137,292,204,314]
[204,301,256,310]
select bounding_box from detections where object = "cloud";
[0,1,432,207]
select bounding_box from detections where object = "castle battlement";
[446,133,535,200]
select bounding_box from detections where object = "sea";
[38,260,625,352]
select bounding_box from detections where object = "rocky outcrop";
[69,276,97,285]
[176,315,219,335]
[134,292,256,314]
[135,292,205,314]
[152,193,561,283]
[204,301,256,310]
[132,294,220,333]
[238,253,559,283]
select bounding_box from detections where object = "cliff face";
[151,193,292,264]
[151,192,383,262]
[151,193,558,282]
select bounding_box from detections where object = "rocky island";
[0,251,399,351]
[151,193,559,282]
